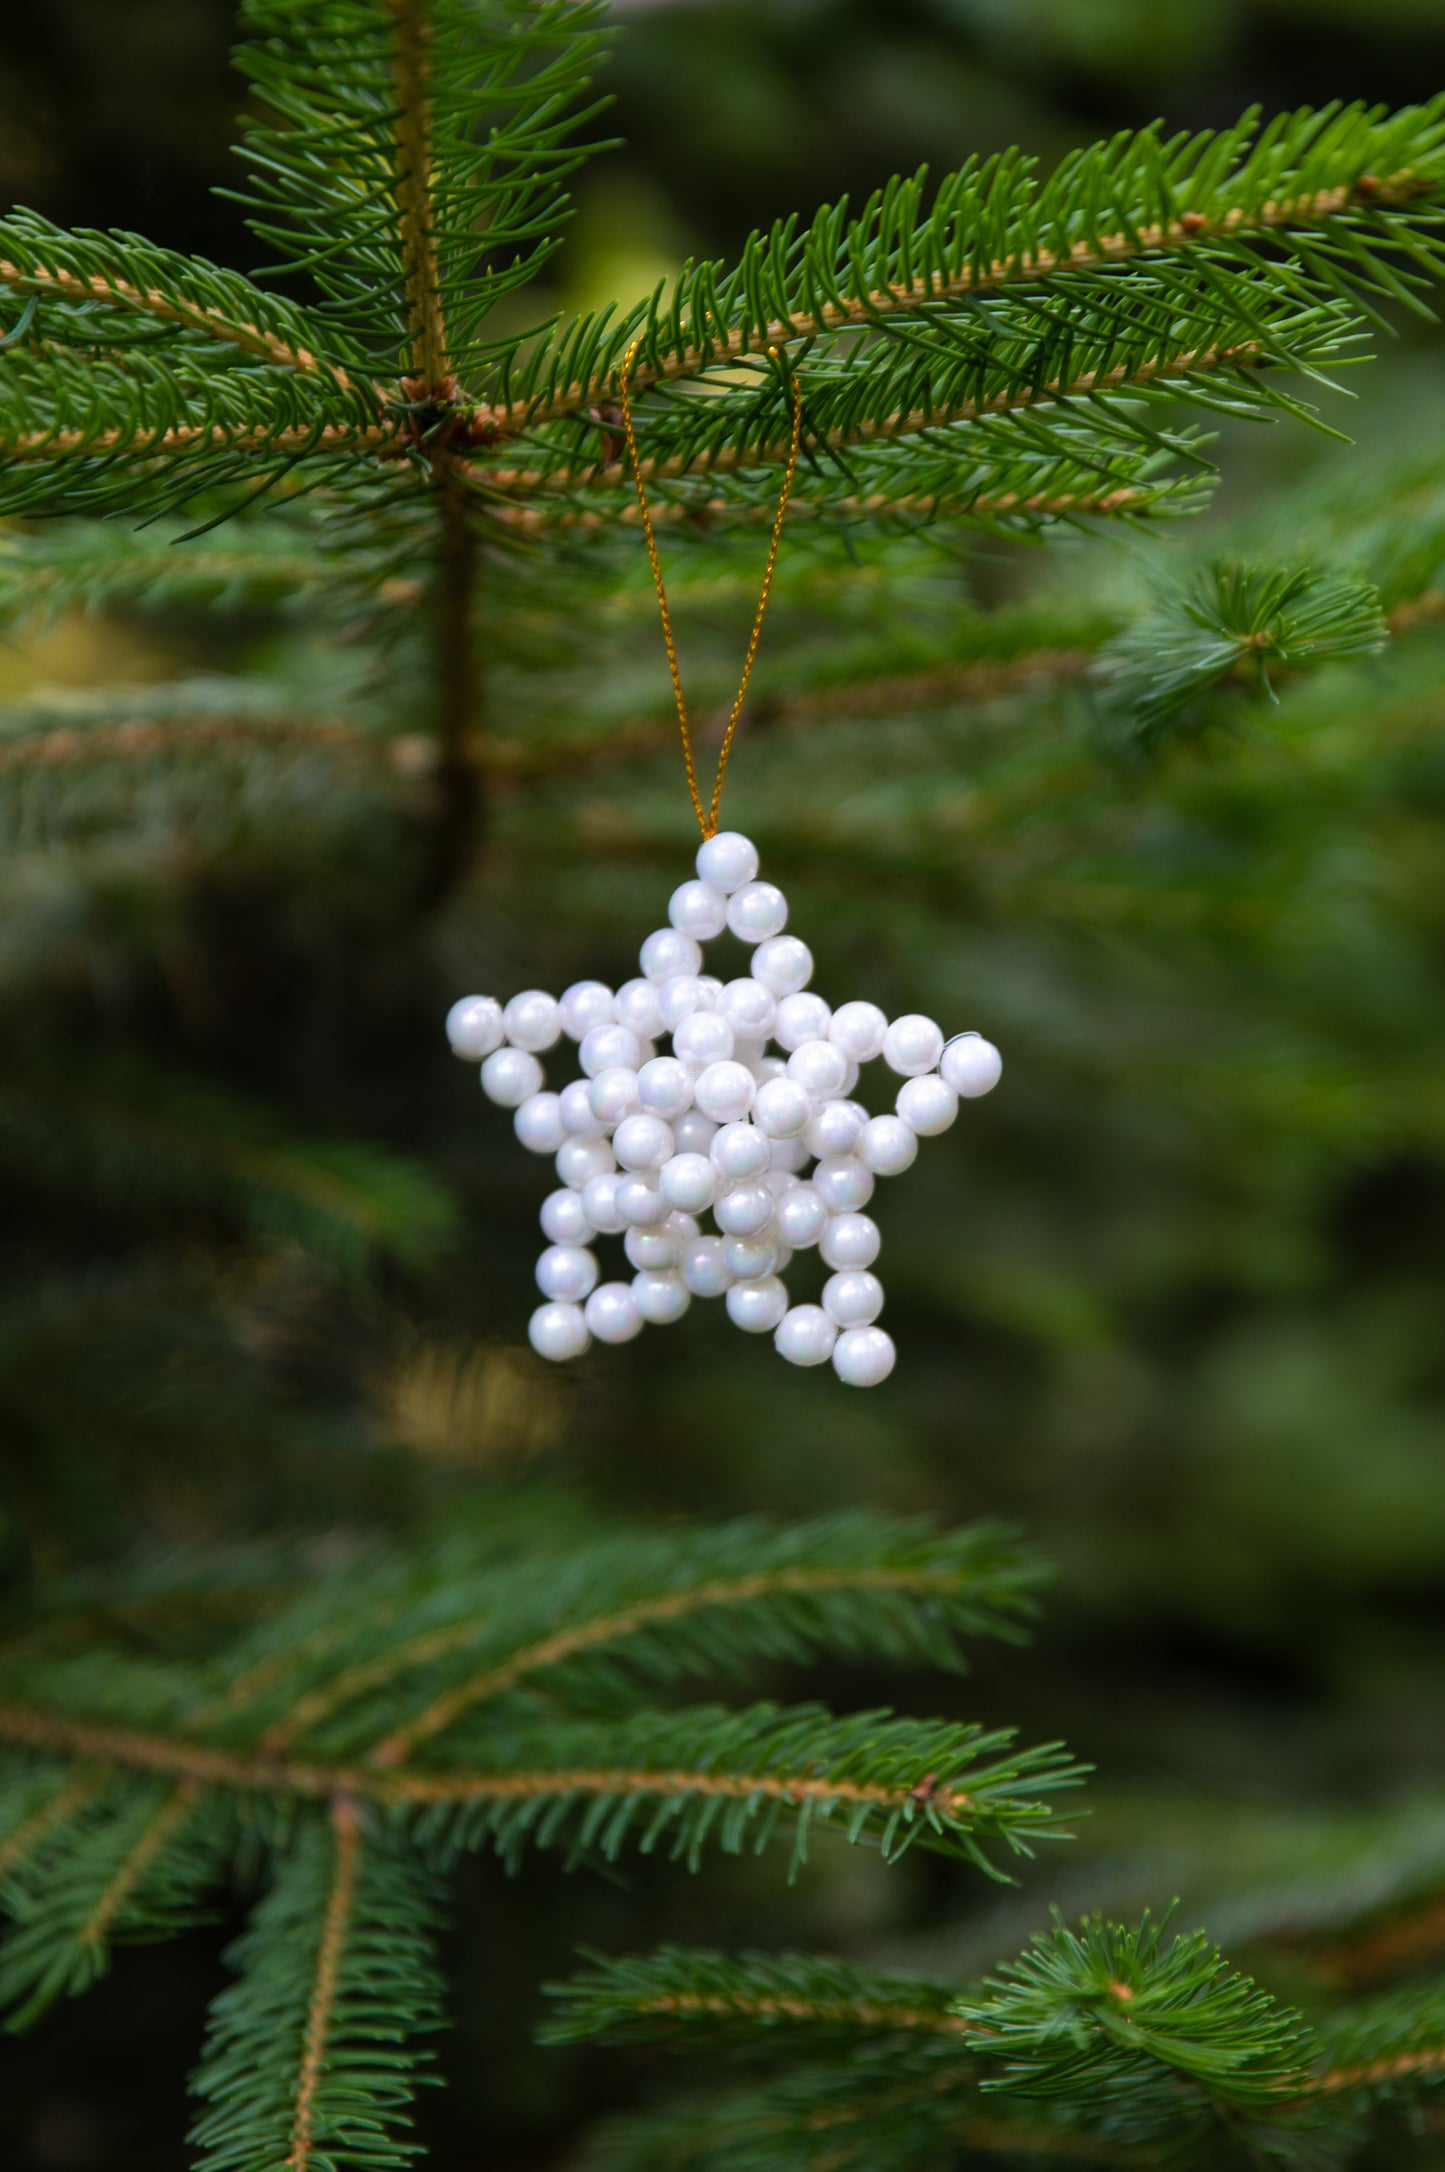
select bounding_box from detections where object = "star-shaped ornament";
[446,832,1001,1387]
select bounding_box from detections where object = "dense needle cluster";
[447,830,1000,1384]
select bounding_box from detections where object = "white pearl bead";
[721,977,777,1038]
[768,1133,811,1173]
[659,1151,717,1213]
[732,1038,765,1074]
[695,829,758,893]
[636,1056,694,1121]
[896,1073,959,1137]
[632,1269,691,1325]
[659,974,711,1030]
[726,1276,789,1333]
[763,1167,800,1198]
[528,1301,590,1362]
[832,1324,896,1387]
[786,1040,849,1098]
[819,1212,880,1270]
[775,1185,829,1248]
[588,1066,641,1126]
[514,1090,566,1154]
[580,1171,627,1234]
[680,1235,734,1297]
[613,1112,674,1171]
[640,928,702,984]
[626,1212,697,1269]
[775,1303,837,1366]
[559,981,615,1039]
[668,879,729,939]
[753,1076,811,1139]
[503,989,562,1053]
[714,1181,773,1237]
[541,1187,591,1245]
[694,1060,755,1122]
[614,977,665,1039]
[751,935,813,996]
[480,1047,544,1108]
[446,995,504,1060]
[585,1282,644,1344]
[559,1078,608,1139]
[774,992,831,1050]
[671,1110,718,1156]
[536,1244,599,1302]
[812,1155,875,1213]
[615,1175,669,1227]
[710,1121,772,1180]
[858,1113,918,1177]
[883,1013,944,1077]
[755,1054,786,1083]
[823,1269,883,1326]
[556,1136,615,1189]
[725,1233,779,1281]
[726,881,788,944]
[803,1099,865,1159]
[828,1000,888,1063]
[672,1011,734,1067]
[940,1033,1003,1098]
[579,1023,641,1078]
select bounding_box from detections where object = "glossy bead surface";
[828,999,888,1063]
[858,1113,918,1177]
[447,995,504,1060]
[615,1175,669,1226]
[668,878,729,938]
[640,927,702,984]
[695,829,758,892]
[514,1091,566,1154]
[673,1010,734,1066]
[710,1121,772,1181]
[812,1155,875,1213]
[588,1066,641,1126]
[823,1269,883,1326]
[725,1234,779,1281]
[883,1013,944,1077]
[819,1212,880,1270]
[555,1136,615,1189]
[636,1055,694,1121]
[614,977,665,1039]
[528,1301,590,1362]
[721,977,777,1038]
[671,1110,718,1156]
[786,1039,849,1098]
[585,1282,644,1344]
[579,1023,642,1078]
[751,935,812,996]
[768,1133,810,1174]
[504,989,562,1052]
[536,1244,598,1302]
[659,1151,717,1213]
[940,1032,1003,1098]
[694,1059,756,1122]
[626,1212,697,1270]
[632,1269,691,1325]
[897,1073,959,1136]
[726,1275,789,1333]
[559,1077,608,1139]
[541,1187,591,1245]
[774,992,831,1050]
[753,1075,811,1139]
[832,1324,896,1387]
[714,1181,773,1237]
[481,1047,544,1107]
[613,1112,674,1172]
[680,1235,734,1297]
[775,1303,837,1366]
[775,1185,829,1248]
[726,880,788,943]
[804,1099,865,1160]
[659,974,711,1030]
[558,981,615,1040]
[580,1171,627,1234]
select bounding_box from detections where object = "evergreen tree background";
[1,2,1445,2169]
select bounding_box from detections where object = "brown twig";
[288,1795,364,2172]
[78,1779,199,1952]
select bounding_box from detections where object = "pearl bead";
[751,935,813,996]
[694,1060,755,1123]
[768,1133,810,1173]
[803,1099,865,1159]
[858,1113,918,1177]
[680,1236,734,1297]
[481,1047,543,1108]
[560,1078,608,1139]
[775,1185,829,1248]
[580,1171,627,1234]
[659,974,711,1030]
[640,928,702,984]
[695,829,758,893]
[774,992,831,1051]
[812,1155,875,1213]
[588,1066,641,1126]
[632,1269,691,1324]
[940,1032,1003,1098]
[726,881,788,944]
[819,1212,880,1270]
[786,1039,849,1098]
[536,1245,599,1303]
[721,977,777,1038]
[615,1175,669,1227]
[882,1013,944,1077]
[559,981,615,1039]
[832,1324,896,1387]
[725,1234,779,1281]
[672,1011,734,1066]
[896,1073,959,1137]
[669,879,729,939]
[579,1023,642,1078]
[671,1111,718,1155]
[714,1181,773,1237]
[614,977,665,1039]
[514,1090,566,1154]
[659,1151,717,1213]
[556,1136,614,1189]
[828,1000,888,1063]
[528,1301,590,1362]
[753,1076,811,1139]
[775,1304,837,1366]
[446,995,504,1060]
[585,1282,643,1344]
[726,1276,789,1333]
[822,1270,883,1326]
[503,989,562,1053]
[626,1212,697,1269]
[764,1167,800,1197]
[755,1054,786,1083]
[710,1121,772,1180]
[636,1055,694,1121]
[540,1187,591,1245]
[613,1112,674,1171]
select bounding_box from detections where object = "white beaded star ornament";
[446,829,1001,1387]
